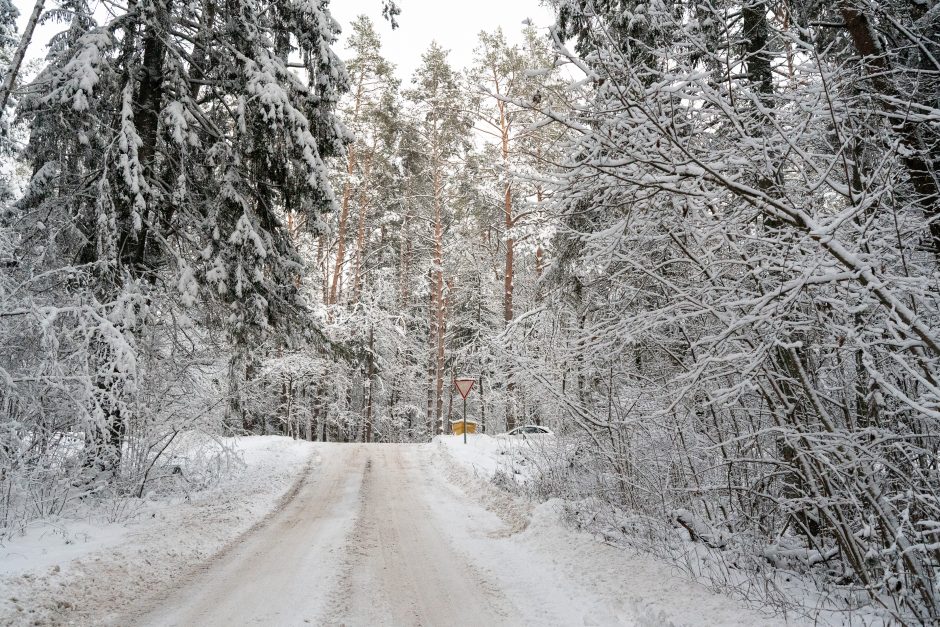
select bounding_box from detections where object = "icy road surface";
[127,443,784,626]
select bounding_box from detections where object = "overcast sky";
[330,1,556,80]
[12,0,557,80]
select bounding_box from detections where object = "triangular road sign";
[454,378,475,399]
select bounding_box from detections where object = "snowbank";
[434,433,556,483]
[0,435,315,626]
[434,433,509,477]
[434,434,797,626]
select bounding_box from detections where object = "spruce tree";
[15,0,348,471]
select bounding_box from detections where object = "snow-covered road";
[124,442,784,627]
[131,444,366,626]
[130,444,524,626]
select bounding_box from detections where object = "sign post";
[454,378,476,444]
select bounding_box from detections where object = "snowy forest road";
[130,444,529,626]
[126,443,780,627]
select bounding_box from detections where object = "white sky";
[330,0,556,80]
[13,0,557,80]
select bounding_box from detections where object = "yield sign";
[454,378,475,399]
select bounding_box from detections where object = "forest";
[1,0,939,622]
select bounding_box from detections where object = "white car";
[501,425,554,437]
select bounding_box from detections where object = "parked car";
[500,425,554,437]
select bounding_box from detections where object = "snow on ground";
[0,435,849,625]
[436,432,517,477]
[124,441,792,626]
[436,435,889,625]
[0,519,129,581]
[434,434,797,626]
[436,432,550,483]
[0,435,315,626]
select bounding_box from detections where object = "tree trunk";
[427,266,436,435]
[479,373,486,434]
[330,147,355,305]
[329,74,365,304]
[311,384,322,442]
[363,325,375,443]
[839,2,940,259]
[126,0,170,271]
[0,0,44,114]
[317,233,330,304]
[352,150,374,303]
[503,183,514,322]
[287,378,295,439]
[306,391,313,442]
[498,93,517,433]
[445,364,455,434]
[535,185,545,291]
[432,167,446,435]
[399,178,413,307]
[742,1,773,101]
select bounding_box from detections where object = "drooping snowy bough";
[1,0,348,530]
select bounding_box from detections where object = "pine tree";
[469,26,567,430]
[328,15,396,306]
[404,43,472,435]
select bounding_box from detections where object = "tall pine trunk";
[330,75,365,304]
[432,166,446,434]
[498,96,516,432]
[352,150,374,303]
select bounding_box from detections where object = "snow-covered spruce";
[2,0,347,533]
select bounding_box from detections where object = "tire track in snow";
[322,445,521,627]
[128,444,367,627]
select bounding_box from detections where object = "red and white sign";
[454,378,475,399]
